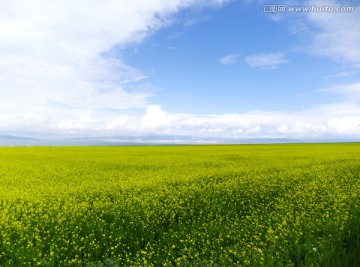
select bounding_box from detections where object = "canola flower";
[0,144,360,266]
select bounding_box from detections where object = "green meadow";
[1,144,360,266]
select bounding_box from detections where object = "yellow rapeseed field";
[0,144,360,266]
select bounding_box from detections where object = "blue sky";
[122,2,330,114]
[0,0,360,140]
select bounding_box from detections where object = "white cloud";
[245,53,287,69]
[219,54,240,65]
[246,0,359,67]
[326,71,358,78]
[1,100,360,139]
[326,82,360,93]
[256,1,360,66]
[0,0,227,136]
[322,82,360,101]
[141,105,172,130]
[298,0,360,65]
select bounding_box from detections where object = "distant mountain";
[68,135,302,145]
[1,134,358,147]
[71,136,360,145]
[0,135,35,140]
[0,135,40,146]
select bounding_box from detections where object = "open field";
[1,144,360,266]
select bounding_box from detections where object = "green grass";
[1,144,360,266]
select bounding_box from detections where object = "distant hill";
[0,135,35,140]
[0,134,359,146]
[68,135,302,144]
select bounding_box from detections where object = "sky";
[0,0,360,140]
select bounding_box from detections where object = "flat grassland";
[1,144,360,266]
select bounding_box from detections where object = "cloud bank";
[1,102,359,139]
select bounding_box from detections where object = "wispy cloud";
[326,71,358,78]
[255,1,360,66]
[298,0,360,65]
[321,82,360,102]
[245,53,287,69]
[219,53,240,65]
